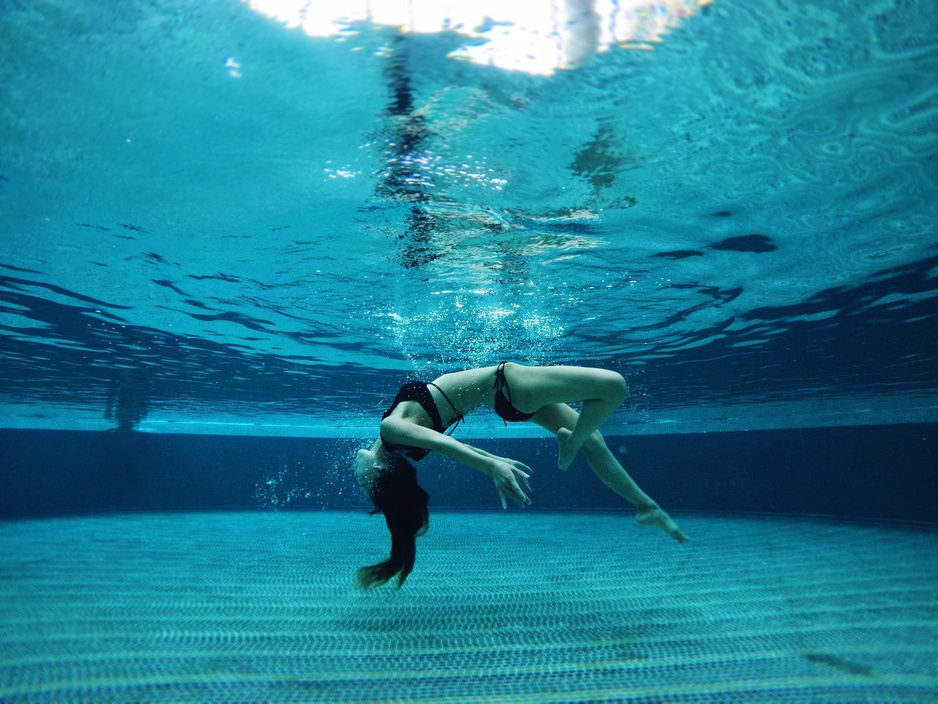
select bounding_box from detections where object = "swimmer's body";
[355,362,687,588]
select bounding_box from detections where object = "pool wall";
[1,425,935,524]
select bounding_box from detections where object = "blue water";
[1,0,937,702]
[0,0,936,432]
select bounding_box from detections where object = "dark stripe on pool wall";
[1,425,935,522]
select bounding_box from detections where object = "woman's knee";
[604,372,628,404]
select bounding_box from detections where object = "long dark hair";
[357,454,430,589]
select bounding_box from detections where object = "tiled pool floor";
[1,511,936,703]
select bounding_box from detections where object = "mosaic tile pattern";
[1,511,936,703]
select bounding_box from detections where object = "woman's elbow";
[379,417,402,443]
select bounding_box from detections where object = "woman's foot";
[556,428,579,471]
[636,504,688,543]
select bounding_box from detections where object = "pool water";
[0,0,935,426]
[1,0,937,701]
[2,512,936,703]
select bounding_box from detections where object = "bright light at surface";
[243,0,713,75]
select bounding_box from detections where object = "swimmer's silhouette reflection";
[105,367,150,431]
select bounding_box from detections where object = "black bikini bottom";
[493,362,535,423]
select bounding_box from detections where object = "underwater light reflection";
[243,0,714,75]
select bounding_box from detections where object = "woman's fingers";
[513,460,534,474]
[511,465,532,493]
[516,472,531,493]
[512,478,531,506]
[494,462,532,508]
[502,477,527,507]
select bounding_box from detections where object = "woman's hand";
[489,459,533,509]
[459,445,534,508]
[501,456,534,476]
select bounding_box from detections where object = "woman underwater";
[355,362,688,588]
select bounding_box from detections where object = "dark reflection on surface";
[709,234,777,253]
[372,33,536,279]
[1,251,936,417]
[375,34,441,270]
[628,253,938,408]
[105,366,150,431]
[571,122,631,191]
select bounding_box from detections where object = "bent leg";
[530,403,687,543]
[512,364,628,469]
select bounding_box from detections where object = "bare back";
[429,365,498,416]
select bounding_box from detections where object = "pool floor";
[1,511,936,703]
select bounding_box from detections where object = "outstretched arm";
[465,444,533,475]
[380,418,532,508]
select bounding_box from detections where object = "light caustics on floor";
[1,512,936,703]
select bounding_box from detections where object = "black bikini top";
[380,380,464,461]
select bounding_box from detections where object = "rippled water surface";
[0,0,936,429]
